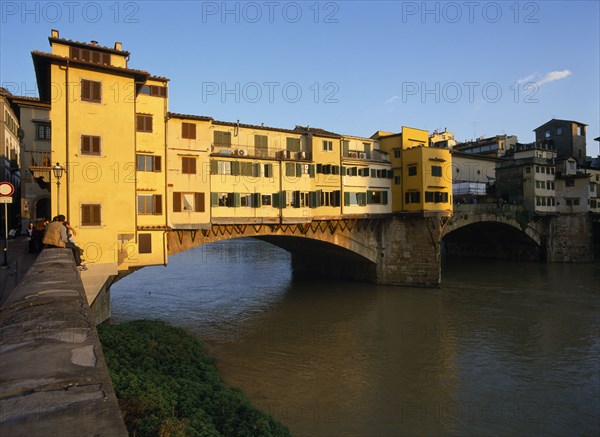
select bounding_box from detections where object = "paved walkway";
[0,236,38,307]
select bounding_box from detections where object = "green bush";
[98,320,291,437]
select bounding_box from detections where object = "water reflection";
[111,239,599,436]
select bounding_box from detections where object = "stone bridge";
[166,216,444,288]
[442,204,594,262]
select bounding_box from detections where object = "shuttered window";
[81,204,101,226]
[137,195,162,215]
[81,135,101,156]
[138,234,152,254]
[214,131,231,147]
[140,85,167,98]
[182,157,196,174]
[81,79,101,103]
[136,114,153,133]
[182,122,196,139]
[137,155,161,172]
[173,192,205,212]
[70,47,110,65]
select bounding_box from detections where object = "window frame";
[81,204,102,226]
[81,79,102,103]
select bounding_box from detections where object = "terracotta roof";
[32,50,150,77]
[533,118,588,130]
[294,126,341,138]
[167,112,213,121]
[148,75,170,82]
[49,36,130,56]
[212,119,298,134]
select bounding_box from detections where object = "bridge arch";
[165,220,382,282]
[442,206,545,261]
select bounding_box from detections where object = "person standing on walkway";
[42,215,86,270]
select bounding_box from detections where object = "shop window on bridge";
[138,234,152,254]
[173,192,205,212]
[240,193,261,207]
[212,192,237,207]
[344,192,367,206]
[286,163,313,178]
[290,191,310,208]
[262,195,272,206]
[137,194,162,215]
[367,190,388,205]
[405,191,420,204]
[425,191,448,203]
[320,191,340,207]
[408,165,417,176]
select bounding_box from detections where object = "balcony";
[211,144,312,161]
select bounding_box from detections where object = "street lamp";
[53,162,64,215]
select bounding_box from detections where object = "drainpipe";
[163,82,168,266]
[58,62,71,220]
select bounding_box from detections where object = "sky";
[1,1,599,155]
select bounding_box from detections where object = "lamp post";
[53,163,64,215]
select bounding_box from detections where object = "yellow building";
[27,30,452,287]
[32,30,168,277]
[376,127,452,215]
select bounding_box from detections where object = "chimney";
[90,40,98,46]
[114,42,122,51]
[51,29,59,38]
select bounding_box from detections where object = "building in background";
[6,94,51,230]
[495,141,557,215]
[534,119,587,165]
[429,128,457,149]
[451,152,499,203]
[0,87,21,232]
[453,134,517,158]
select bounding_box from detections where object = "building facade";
[0,88,21,231]
[24,30,451,278]
[534,119,587,165]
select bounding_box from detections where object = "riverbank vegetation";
[98,320,291,436]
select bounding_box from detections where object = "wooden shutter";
[154,156,161,172]
[194,193,205,212]
[81,136,89,154]
[383,191,388,205]
[210,192,219,207]
[139,234,152,254]
[295,163,302,177]
[231,161,240,176]
[210,160,218,174]
[173,192,182,212]
[153,195,162,214]
[182,122,196,139]
[92,136,100,154]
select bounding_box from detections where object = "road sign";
[0,182,14,197]
[0,197,13,203]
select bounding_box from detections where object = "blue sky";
[1,1,599,155]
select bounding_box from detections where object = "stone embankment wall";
[0,249,127,437]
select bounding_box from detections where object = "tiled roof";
[149,75,170,82]
[294,125,341,138]
[167,112,213,121]
[49,36,130,56]
[32,50,150,77]
[213,119,298,134]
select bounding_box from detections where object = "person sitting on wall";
[42,214,87,270]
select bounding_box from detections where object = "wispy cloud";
[517,70,572,87]
[385,95,400,105]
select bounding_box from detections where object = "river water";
[111,239,599,436]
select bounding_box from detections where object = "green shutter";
[286,162,295,176]
[383,191,388,205]
[342,141,349,157]
[309,164,315,178]
[231,161,240,176]
[211,192,219,206]
[210,160,218,174]
[293,191,300,208]
[344,192,350,206]
[253,193,261,208]
[296,163,302,177]
[234,193,241,207]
